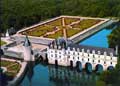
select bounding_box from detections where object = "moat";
[20,25,117,86]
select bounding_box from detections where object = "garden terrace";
[0,40,6,46]
[1,60,21,80]
[71,19,102,29]
[18,16,103,39]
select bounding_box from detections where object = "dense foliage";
[98,26,120,86]
[1,0,120,33]
[98,56,120,86]
[108,25,120,50]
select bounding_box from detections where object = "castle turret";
[5,29,10,39]
[23,35,34,61]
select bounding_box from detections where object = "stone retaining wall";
[69,19,113,43]
[8,62,28,86]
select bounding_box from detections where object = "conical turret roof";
[23,35,31,47]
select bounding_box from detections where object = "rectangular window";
[55,54,57,57]
[73,52,75,55]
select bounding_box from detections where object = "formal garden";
[1,60,21,80]
[20,17,102,39]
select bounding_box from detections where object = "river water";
[20,25,116,86]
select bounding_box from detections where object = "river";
[20,25,117,86]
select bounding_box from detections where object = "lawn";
[19,17,102,39]
[0,40,6,46]
[1,60,21,77]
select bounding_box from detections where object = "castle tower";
[5,29,10,39]
[23,35,34,61]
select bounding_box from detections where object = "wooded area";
[1,0,120,33]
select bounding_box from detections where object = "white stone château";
[47,38,118,71]
[23,35,35,61]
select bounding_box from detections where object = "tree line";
[1,0,120,33]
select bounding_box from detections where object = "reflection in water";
[21,63,98,86]
[27,62,35,86]
[49,65,97,86]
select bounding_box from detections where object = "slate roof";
[68,44,116,56]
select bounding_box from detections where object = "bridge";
[47,43,118,73]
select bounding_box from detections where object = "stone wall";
[69,19,113,43]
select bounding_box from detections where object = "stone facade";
[47,40,118,70]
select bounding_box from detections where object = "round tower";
[5,29,10,39]
[23,35,34,61]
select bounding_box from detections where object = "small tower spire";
[115,45,118,56]
[5,29,10,39]
[23,35,31,47]
[23,35,35,61]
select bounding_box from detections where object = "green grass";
[64,17,79,25]
[72,19,101,29]
[0,40,6,46]
[20,17,101,39]
[1,60,21,77]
